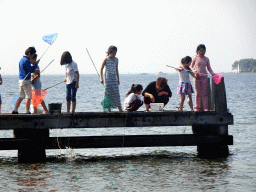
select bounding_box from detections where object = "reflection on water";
[1,152,232,191]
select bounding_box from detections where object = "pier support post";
[13,129,49,163]
[193,77,229,158]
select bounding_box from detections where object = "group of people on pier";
[98,44,214,113]
[2,44,214,114]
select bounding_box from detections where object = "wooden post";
[193,77,229,158]
[13,129,49,163]
[212,77,227,115]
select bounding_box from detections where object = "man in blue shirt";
[12,47,39,114]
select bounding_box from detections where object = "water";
[0,73,255,191]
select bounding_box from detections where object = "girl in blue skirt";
[176,56,196,111]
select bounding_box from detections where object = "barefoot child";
[191,44,215,111]
[60,51,79,113]
[100,46,123,112]
[124,84,143,112]
[176,56,196,111]
[30,54,49,114]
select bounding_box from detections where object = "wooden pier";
[0,78,233,162]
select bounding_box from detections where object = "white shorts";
[19,80,32,99]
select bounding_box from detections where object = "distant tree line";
[232,58,256,72]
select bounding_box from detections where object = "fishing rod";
[44,81,64,91]
[86,48,100,77]
[166,65,224,84]
[166,65,207,76]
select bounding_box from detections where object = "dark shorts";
[144,95,169,105]
[66,81,77,102]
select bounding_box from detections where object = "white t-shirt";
[178,67,191,83]
[124,93,142,110]
[65,61,78,84]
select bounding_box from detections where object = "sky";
[0,0,255,75]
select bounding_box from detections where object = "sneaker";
[12,111,18,114]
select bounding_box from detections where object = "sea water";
[0,73,255,191]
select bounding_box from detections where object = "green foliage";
[232,58,256,72]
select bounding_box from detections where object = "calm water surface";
[0,73,255,191]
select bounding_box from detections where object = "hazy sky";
[0,0,255,75]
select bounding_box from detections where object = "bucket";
[150,103,164,111]
[48,103,62,114]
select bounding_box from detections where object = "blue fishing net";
[42,33,58,45]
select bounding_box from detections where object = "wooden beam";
[0,134,233,150]
[0,111,233,130]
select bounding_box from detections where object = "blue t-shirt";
[19,56,37,80]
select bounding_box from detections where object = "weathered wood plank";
[0,111,233,130]
[0,134,233,150]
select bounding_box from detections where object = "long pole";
[86,48,100,77]
[39,44,51,60]
[41,59,54,74]
[44,81,63,91]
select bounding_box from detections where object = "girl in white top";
[176,56,196,111]
[61,51,79,113]
[124,84,143,112]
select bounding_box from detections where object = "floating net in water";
[32,89,47,108]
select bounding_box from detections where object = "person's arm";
[162,85,172,97]
[31,63,40,82]
[190,57,196,70]
[100,58,107,84]
[75,71,79,89]
[142,82,156,102]
[189,71,197,78]
[116,58,120,85]
[24,60,37,73]
[176,66,184,72]
[206,58,215,76]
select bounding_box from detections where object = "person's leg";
[117,106,123,112]
[201,78,209,111]
[33,106,37,114]
[131,99,143,112]
[13,81,25,113]
[194,79,202,111]
[26,99,31,112]
[23,80,32,113]
[157,94,169,106]
[70,81,77,113]
[144,97,151,111]
[71,101,76,113]
[187,94,194,111]
[14,97,23,111]
[179,93,185,111]
[41,100,49,114]
[66,83,71,113]
[67,101,71,113]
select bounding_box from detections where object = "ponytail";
[126,84,143,97]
